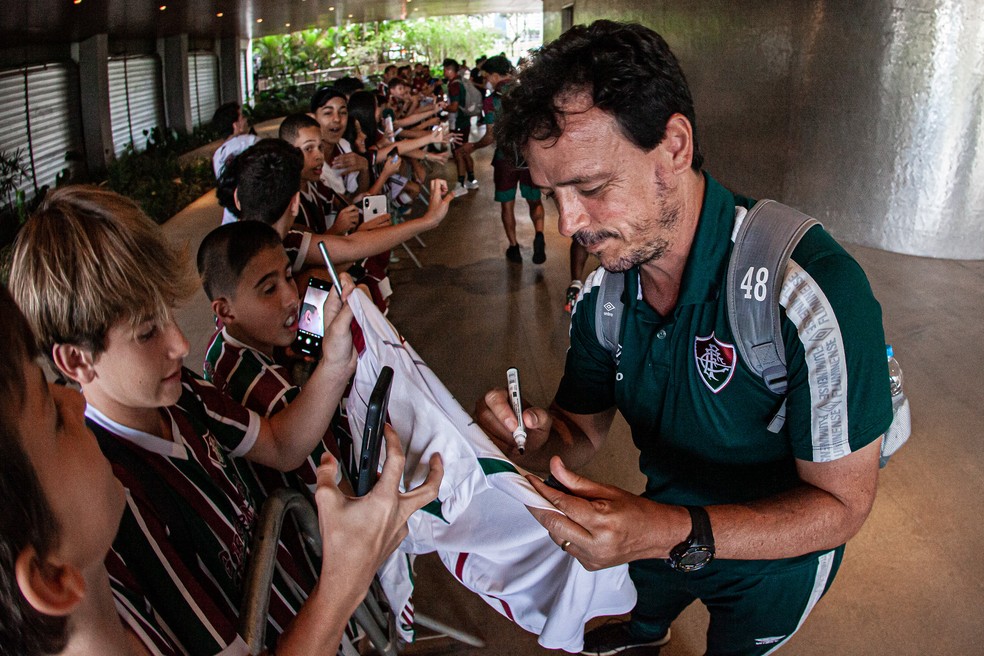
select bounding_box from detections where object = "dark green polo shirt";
[556,174,893,510]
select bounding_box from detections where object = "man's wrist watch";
[667,505,715,572]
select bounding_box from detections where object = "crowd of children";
[0,58,599,656]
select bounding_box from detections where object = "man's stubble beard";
[575,177,682,273]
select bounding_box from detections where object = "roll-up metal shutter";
[188,51,218,128]
[0,62,83,197]
[240,48,250,103]
[108,55,165,155]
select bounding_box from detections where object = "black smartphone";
[355,366,394,496]
[293,277,332,357]
[543,474,572,495]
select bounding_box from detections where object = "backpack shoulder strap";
[726,199,821,398]
[593,268,627,366]
[591,200,819,434]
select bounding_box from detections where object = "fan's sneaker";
[532,232,546,264]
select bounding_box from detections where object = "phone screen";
[355,366,394,496]
[293,277,332,357]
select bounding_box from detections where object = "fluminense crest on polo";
[694,332,737,393]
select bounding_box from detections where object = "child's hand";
[332,152,368,175]
[352,120,367,154]
[335,272,356,302]
[321,272,356,317]
[429,128,450,146]
[419,179,453,228]
[319,297,356,376]
[332,205,360,234]
[314,429,443,588]
[381,153,401,177]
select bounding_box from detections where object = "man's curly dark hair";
[498,20,703,170]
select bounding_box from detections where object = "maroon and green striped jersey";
[203,327,347,497]
[282,228,311,274]
[86,369,319,654]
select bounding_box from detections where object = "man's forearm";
[531,440,879,573]
[709,441,880,559]
[629,440,881,563]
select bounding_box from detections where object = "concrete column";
[159,34,192,134]
[77,34,114,176]
[542,0,568,43]
[217,36,245,105]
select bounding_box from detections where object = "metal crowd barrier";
[239,488,397,655]
[239,487,484,654]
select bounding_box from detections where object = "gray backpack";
[461,81,484,118]
[591,199,910,466]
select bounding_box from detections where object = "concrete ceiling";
[2,0,541,48]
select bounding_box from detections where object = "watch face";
[673,546,714,572]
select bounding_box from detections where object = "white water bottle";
[887,345,903,401]
[881,344,911,467]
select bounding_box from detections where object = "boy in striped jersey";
[197,220,353,498]
[197,222,639,652]
[8,186,442,655]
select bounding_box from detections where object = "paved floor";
[164,146,984,655]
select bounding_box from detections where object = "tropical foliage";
[253,17,496,85]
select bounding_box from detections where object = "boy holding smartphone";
[279,113,365,236]
[198,221,421,639]
[198,221,354,490]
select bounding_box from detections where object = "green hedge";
[106,126,218,225]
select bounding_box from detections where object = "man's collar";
[626,173,737,313]
[674,172,738,307]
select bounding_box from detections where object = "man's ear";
[212,297,236,326]
[51,344,98,386]
[659,113,695,175]
[14,547,86,617]
[233,187,242,212]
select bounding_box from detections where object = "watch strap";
[684,505,713,548]
[667,506,715,572]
